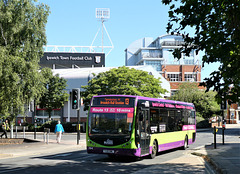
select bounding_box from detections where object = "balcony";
[142,53,162,58]
[161,41,185,46]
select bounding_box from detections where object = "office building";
[125,34,204,95]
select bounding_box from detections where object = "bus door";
[139,109,150,155]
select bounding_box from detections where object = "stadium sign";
[40,52,105,68]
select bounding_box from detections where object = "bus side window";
[167,110,175,132]
[139,111,144,121]
[183,110,188,125]
[150,109,159,133]
[188,111,195,125]
[135,110,140,145]
[159,109,167,132]
[176,110,183,131]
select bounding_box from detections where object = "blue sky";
[39,0,218,81]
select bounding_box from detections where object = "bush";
[25,123,41,131]
[196,116,211,128]
[26,121,80,132]
[41,121,58,132]
[62,122,78,132]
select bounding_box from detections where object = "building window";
[167,74,181,81]
[36,109,61,117]
[183,59,194,65]
[183,50,195,65]
[145,60,162,71]
[184,74,197,82]
[142,50,162,58]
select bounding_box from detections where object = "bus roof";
[93,95,194,107]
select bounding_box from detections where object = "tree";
[81,66,167,103]
[170,82,220,119]
[162,0,240,103]
[0,0,49,120]
[38,68,69,119]
[170,82,199,103]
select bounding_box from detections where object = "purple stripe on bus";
[157,139,194,152]
[188,138,193,144]
[149,146,153,154]
[93,95,195,107]
[87,146,142,157]
[158,140,184,151]
[87,139,193,157]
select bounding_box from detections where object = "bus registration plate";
[103,149,114,154]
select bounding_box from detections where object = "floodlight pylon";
[91,8,114,57]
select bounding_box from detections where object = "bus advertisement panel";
[86,95,196,159]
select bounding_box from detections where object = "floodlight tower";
[91,8,114,56]
[97,8,109,52]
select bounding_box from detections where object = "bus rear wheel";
[182,136,188,150]
[150,140,157,159]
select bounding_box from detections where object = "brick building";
[162,64,205,94]
[227,103,240,124]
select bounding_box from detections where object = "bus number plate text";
[103,150,114,154]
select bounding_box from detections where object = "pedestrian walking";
[54,120,64,143]
[1,120,10,138]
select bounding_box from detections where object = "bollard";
[222,127,225,145]
[214,126,217,149]
[77,123,81,145]
[222,119,226,145]
[34,123,37,139]
[47,132,49,144]
[15,126,18,138]
[43,132,46,143]
[23,126,26,138]
[43,128,50,144]
[10,125,13,138]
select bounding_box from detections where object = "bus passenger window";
[159,109,168,132]
[166,110,175,132]
[183,110,188,125]
[188,111,195,125]
[176,110,183,131]
[150,109,159,133]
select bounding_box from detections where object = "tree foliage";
[162,0,240,103]
[81,66,167,103]
[0,0,49,119]
[170,82,220,119]
[38,68,69,119]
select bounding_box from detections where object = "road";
[0,128,238,174]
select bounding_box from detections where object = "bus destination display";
[92,97,135,107]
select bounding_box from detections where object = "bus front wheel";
[150,140,157,159]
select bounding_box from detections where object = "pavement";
[134,124,240,174]
[191,124,240,174]
[0,132,86,159]
[0,124,239,174]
